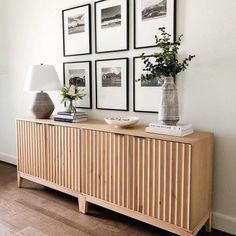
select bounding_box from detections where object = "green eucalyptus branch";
[139,27,195,82]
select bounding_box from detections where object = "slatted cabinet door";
[128,136,192,230]
[45,124,81,192]
[17,120,47,179]
[81,129,130,204]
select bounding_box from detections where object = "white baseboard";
[0,152,235,235]
[212,212,236,235]
[0,152,16,165]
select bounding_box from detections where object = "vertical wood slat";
[132,137,136,211]
[187,146,192,230]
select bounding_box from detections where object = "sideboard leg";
[205,213,212,232]
[78,194,88,214]
[17,172,22,188]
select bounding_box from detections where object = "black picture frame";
[62,4,92,57]
[63,61,92,109]
[134,0,176,49]
[133,56,162,113]
[95,58,129,111]
[95,0,129,54]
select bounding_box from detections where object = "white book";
[145,126,194,137]
[149,123,192,131]
[54,114,88,120]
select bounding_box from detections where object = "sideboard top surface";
[16,117,213,144]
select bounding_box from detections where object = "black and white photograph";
[63,61,92,109]
[62,4,91,56]
[95,0,129,53]
[102,67,121,87]
[133,56,161,113]
[96,58,128,111]
[69,69,86,87]
[101,5,121,29]
[68,14,85,34]
[142,0,167,21]
[134,0,175,49]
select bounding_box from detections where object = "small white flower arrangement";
[60,85,86,112]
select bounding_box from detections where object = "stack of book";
[145,123,193,136]
[54,111,88,123]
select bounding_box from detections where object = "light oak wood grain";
[16,118,214,236]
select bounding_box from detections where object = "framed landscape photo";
[63,61,92,109]
[95,0,129,53]
[134,0,176,49]
[95,58,129,111]
[62,4,91,56]
[133,56,164,113]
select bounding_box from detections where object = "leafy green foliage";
[140,27,195,81]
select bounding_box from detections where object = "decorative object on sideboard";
[104,116,139,128]
[140,27,195,125]
[63,61,92,109]
[54,111,88,123]
[24,64,61,119]
[145,122,193,136]
[95,58,129,111]
[60,85,86,113]
[62,4,91,56]
[134,0,176,49]
[95,0,129,53]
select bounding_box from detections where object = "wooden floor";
[0,162,232,236]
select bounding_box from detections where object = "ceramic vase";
[158,77,179,125]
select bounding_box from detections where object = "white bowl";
[104,116,140,128]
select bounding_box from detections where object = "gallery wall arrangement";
[62,0,176,112]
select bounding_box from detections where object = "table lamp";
[24,64,61,119]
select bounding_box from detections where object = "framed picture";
[95,58,129,111]
[134,0,176,49]
[133,56,164,113]
[62,4,91,56]
[95,0,129,53]
[63,61,92,109]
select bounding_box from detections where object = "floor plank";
[0,161,233,236]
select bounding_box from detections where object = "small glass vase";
[67,99,76,113]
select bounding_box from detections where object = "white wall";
[0,0,236,234]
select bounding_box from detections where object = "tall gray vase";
[158,77,179,125]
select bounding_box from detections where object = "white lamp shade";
[24,64,61,91]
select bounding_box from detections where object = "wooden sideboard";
[16,118,213,236]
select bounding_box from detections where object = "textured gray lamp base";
[32,92,55,119]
